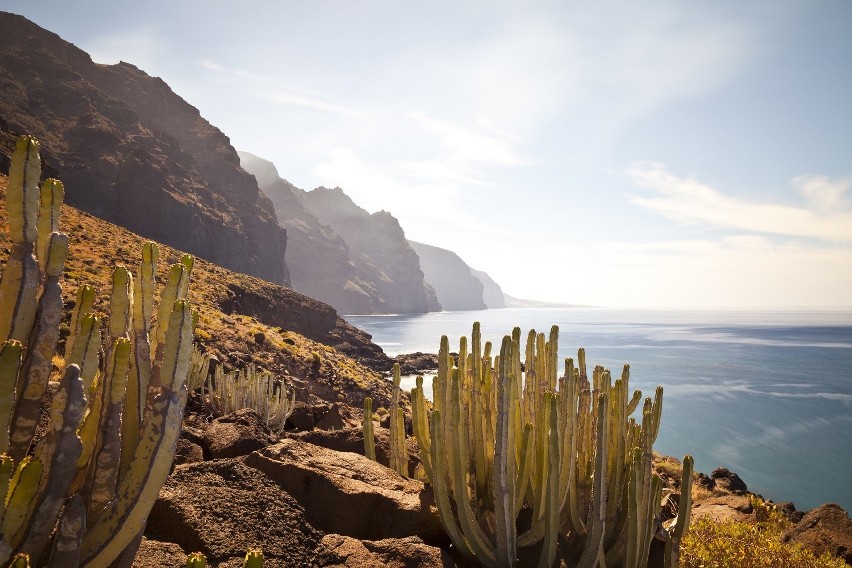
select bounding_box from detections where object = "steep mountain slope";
[0,12,289,286]
[408,241,486,311]
[470,268,506,309]
[239,152,381,314]
[302,187,440,314]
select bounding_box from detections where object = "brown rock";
[315,402,360,431]
[290,425,422,478]
[146,458,322,565]
[244,439,446,544]
[173,438,204,465]
[203,409,276,459]
[691,493,756,523]
[710,467,748,492]
[315,534,456,567]
[131,538,187,567]
[783,503,852,564]
[287,402,324,431]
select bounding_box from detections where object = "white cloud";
[197,58,360,117]
[627,163,852,242]
[792,174,852,211]
[408,111,533,167]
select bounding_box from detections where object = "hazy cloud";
[627,163,852,242]
[198,58,360,117]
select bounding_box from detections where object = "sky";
[3,1,852,308]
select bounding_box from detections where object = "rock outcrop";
[0,12,289,286]
[470,268,506,309]
[783,504,852,565]
[408,241,486,311]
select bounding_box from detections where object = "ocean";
[346,307,852,513]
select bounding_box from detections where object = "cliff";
[239,152,382,314]
[275,180,438,314]
[0,12,289,286]
[470,268,506,309]
[408,241,486,311]
[303,187,440,314]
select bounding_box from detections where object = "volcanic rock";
[783,503,852,565]
[244,439,446,544]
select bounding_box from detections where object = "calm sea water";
[346,308,852,512]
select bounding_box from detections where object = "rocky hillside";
[0,12,289,287]
[408,241,486,311]
[0,173,399,413]
[239,152,391,314]
[470,268,506,309]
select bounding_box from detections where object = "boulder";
[289,425,422,478]
[173,438,204,465]
[288,402,329,431]
[244,439,446,544]
[783,503,852,565]
[315,402,360,431]
[146,458,323,565]
[203,409,277,459]
[710,467,747,493]
[315,535,455,567]
[690,493,756,523]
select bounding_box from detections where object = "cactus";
[388,363,407,476]
[664,455,694,568]
[0,135,195,566]
[411,322,685,567]
[189,348,295,434]
[186,552,208,568]
[243,549,264,567]
[363,397,376,461]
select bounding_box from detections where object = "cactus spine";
[0,135,195,566]
[411,322,690,567]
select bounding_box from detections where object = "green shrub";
[681,497,846,568]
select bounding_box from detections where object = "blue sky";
[4,1,851,307]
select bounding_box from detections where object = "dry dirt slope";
[0,173,399,410]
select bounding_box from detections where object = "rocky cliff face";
[302,187,439,314]
[239,152,381,314]
[408,241,486,311]
[0,12,289,286]
[470,268,506,309]
[241,151,438,314]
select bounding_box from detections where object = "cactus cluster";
[188,349,295,434]
[409,322,693,568]
[0,136,195,566]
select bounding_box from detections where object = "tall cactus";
[412,322,690,567]
[0,135,195,566]
[388,363,407,476]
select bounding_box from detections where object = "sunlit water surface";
[347,308,852,512]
